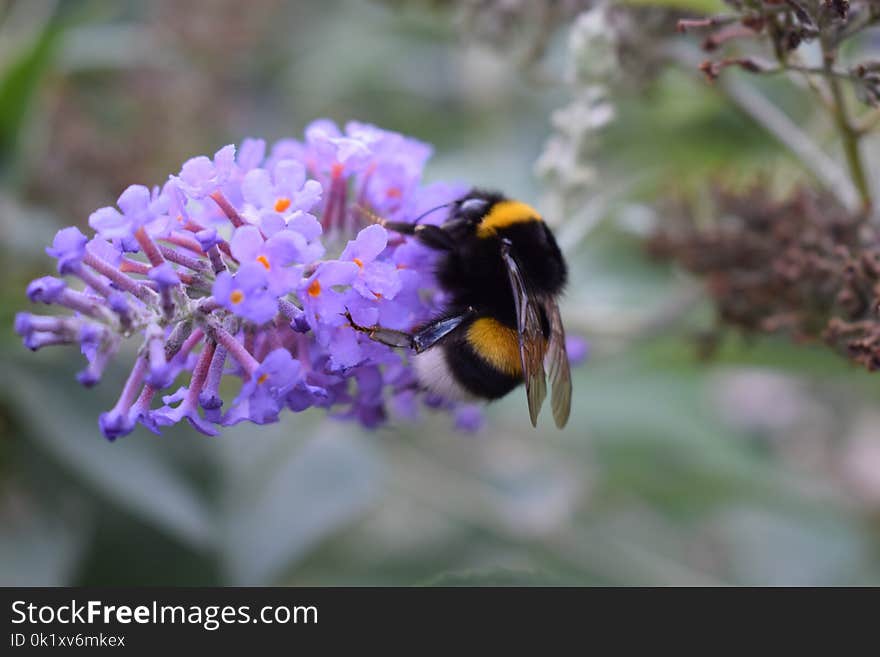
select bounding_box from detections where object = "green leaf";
[5,362,215,550]
[600,70,784,194]
[620,0,726,13]
[0,507,88,586]
[218,423,383,585]
[708,507,871,585]
[0,16,63,177]
[422,567,562,587]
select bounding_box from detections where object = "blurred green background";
[3,0,880,586]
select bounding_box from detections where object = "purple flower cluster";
[16,120,487,439]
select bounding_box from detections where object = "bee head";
[442,190,505,232]
[462,190,542,239]
[457,197,491,222]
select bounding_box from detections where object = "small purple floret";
[565,335,590,366]
[27,276,67,303]
[213,263,278,325]
[99,409,136,441]
[148,262,180,290]
[46,227,88,274]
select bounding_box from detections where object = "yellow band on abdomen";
[466,317,522,376]
[476,200,542,238]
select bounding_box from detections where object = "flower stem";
[185,340,216,407]
[113,356,148,416]
[207,245,227,274]
[135,227,166,267]
[210,190,245,228]
[161,232,206,255]
[169,327,205,364]
[208,324,259,376]
[83,252,156,303]
[823,40,872,212]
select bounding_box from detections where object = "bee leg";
[344,309,474,353]
[344,310,415,349]
[410,313,475,352]
[378,220,456,251]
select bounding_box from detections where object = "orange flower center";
[386,187,402,199]
[256,254,271,270]
[230,290,245,304]
[308,279,321,297]
[353,257,364,269]
[257,373,269,384]
[274,197,291,213]
[331,162,344,178]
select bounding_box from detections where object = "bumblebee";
[350,189,572,428]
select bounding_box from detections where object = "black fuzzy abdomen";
[443,333,521,400]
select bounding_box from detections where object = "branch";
[667,43,861,213]
[821,36,873,211]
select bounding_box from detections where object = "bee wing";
[501,241,547,427]
[543,297,572,428]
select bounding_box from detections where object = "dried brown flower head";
[647,186,880,370]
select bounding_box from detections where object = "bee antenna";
[353,204,385,226]
[355,202,450,226]
[412,203,450,225]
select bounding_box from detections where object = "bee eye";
[459,198,489,221]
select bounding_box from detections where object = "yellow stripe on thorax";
[466,318,522,376]
[476,200,542,238]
